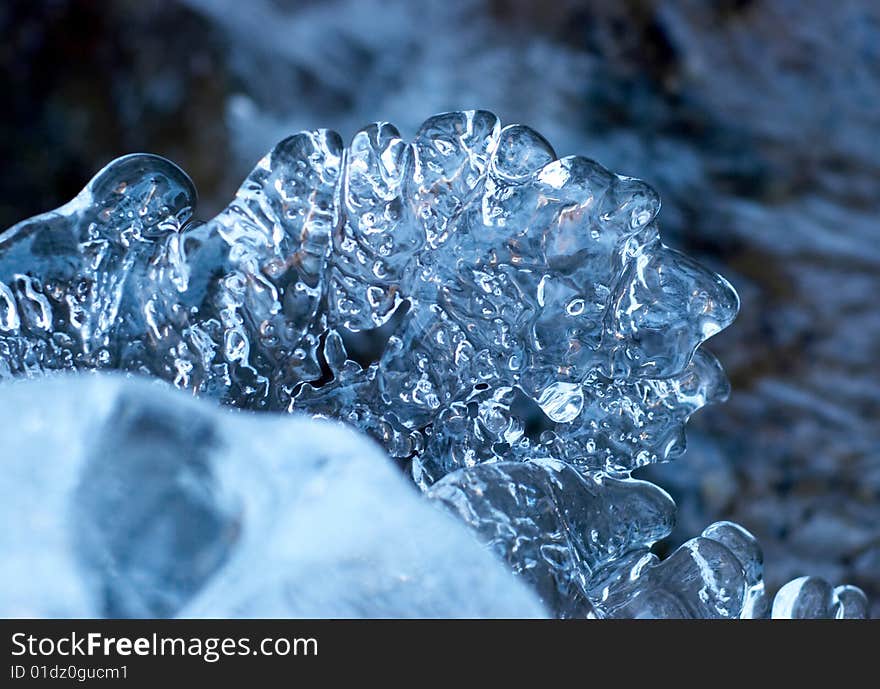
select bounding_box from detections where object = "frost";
[0,111,867,618]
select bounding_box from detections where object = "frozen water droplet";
[772,576,835,619]
[537,382,584,423]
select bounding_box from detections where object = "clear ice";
[0,110,867,618]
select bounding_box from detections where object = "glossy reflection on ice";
[428,458,676,618]
[0,110,735,479]
[771,576,869,619]
[0,110,866,619]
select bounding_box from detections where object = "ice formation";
[0,375,545,618]
[0,111,868,618]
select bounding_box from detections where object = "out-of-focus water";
[1,0,878,613]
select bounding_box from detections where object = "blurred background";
[1,0,878,614]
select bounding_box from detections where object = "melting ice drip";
[0,111,867,618]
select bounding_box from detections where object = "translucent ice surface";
[771,576,869,620]
[0,111,736,479]
[0,374,545,618]
[429,459,763,619]
[0,111,867,618]
[428,459,676,618]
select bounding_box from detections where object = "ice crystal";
[0,111,867,618]
[0,111,736,476]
